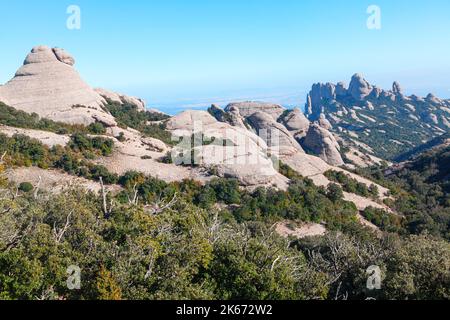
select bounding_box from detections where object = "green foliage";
[327,183,344,203]
[0,102,107,136]
[18,182,33,193]
[0,187,447,300]
[207,178,241,205]
[69,133,114,157]
[361,206,403,233]
[95,266,122,300]
[87,122,106,135]
[104,101,173,145]
[355,145,450,240]
[325,170,378,199]
[0,133,118,185]
[116,132,126,142]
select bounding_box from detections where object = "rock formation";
[392,81,403,96]
[166,110,288,187]
[246,111,304,156]
[279,108,310,139]
[348,73,373,101]
[302,124,344,166]
[225,101,285,120]
[95,88,146,112]
[0,46,116,126]
[303,73,450,162]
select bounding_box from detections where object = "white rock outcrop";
[302,124,344,166]
[279,108,310,138]
[225,101,286,120]
[0,46,116,126]
[95,88,146,112]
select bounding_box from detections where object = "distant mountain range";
[304,73,450,161]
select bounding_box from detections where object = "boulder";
[52,48,75,66]
[279,108,310,132]
[302,124,344,166]
[225,101,285,120]
[166,110,287,188]
[247,111,303,156]
[349,74,371,99]
[348,73,372,101]
[166,110,218,132]
[95,88,146,112]
[392,81,403,95]
[318,113,332,130]
[426,93,442,105]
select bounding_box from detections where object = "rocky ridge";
[304,73,450,161]
[0,46,390,214]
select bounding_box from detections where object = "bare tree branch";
[53,211,73,243]
[33,176,42,199]
[99,177,114,218]
[146,193,178,214]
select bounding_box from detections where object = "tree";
[18,182,33,193]
[95,266,122,300]
[0,152,7,188]
[327,183,344,202]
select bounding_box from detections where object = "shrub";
[18,182,33,193]
[87,122,107,135]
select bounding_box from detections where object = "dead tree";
[127,183,139,205]
[99,177,114,218]
[145,193,178,215]
[53,210,73,243]
[33,176,42,199]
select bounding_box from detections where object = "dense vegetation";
[324,170,379,199]
[353,144,450,240]
[0,162,448,299]
[104,101,173,145]
[0,133,118,184]
[0,102,107,135]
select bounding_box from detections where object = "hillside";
[305,74,450,161]
[0,46,449,301]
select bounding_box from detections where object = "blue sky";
[1,0,450,112]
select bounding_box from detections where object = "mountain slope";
[305,74,450,161]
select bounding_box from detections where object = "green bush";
[18,182,33,193]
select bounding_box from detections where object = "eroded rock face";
[302,124,344,166]
[392,81,403,96]
[95,88,146,112]
[166,110,287,187]
[280,108,310,131]
[0,46,115,126]
[336,82,348,97]
[318,113,332,130]
[348,73,372,101]
[52,48,75,66]
[225,101,285,120]
[247,111,304,156]
[166,110,218,132]
[279,108,310,139]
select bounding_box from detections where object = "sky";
[1,0,450,113]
